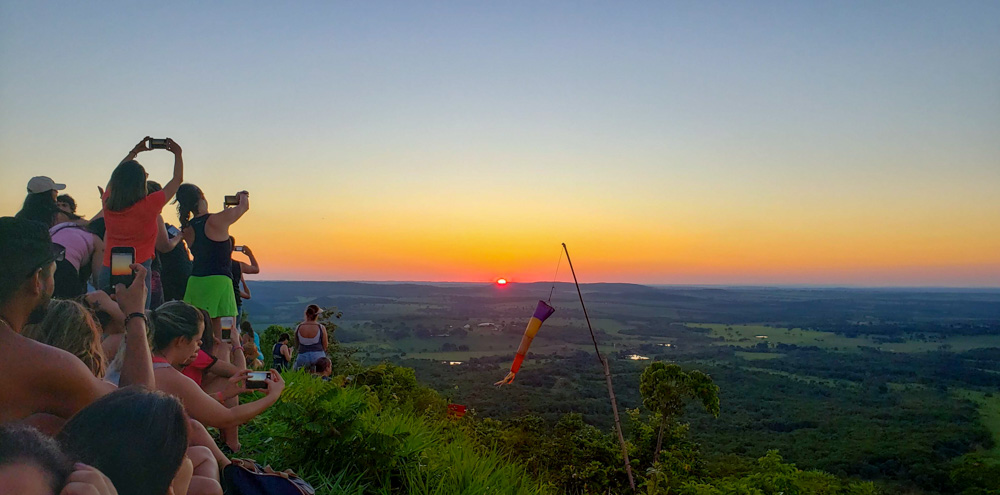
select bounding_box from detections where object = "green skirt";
[184,275,237,318]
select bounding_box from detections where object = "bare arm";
[208,191,250,230]
[161,139,184,202]
[89,235,104,287]
[155,215,182,252]
[281,344,292,362]
[321,325,329,352]
[207,358,241,379]
[159,369,284,429]
[115,264,155,389]
[37,345,116,420]
[240,246,260,274]
[239,276,251,300]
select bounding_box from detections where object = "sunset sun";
[496,278,508,286]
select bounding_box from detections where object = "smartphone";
[109,247,135,288]
[220,316,235,341]
[148,138,168,149]
[166,224,181,237]
[234,246,244,252]
[224,195,239,206]
[246,371,270,390]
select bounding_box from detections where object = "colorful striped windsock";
[495,300,556,386]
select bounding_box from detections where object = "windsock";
[495,300,555,386]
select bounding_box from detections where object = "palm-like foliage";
[640,362,720,465]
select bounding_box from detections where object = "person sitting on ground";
[99,137,183,306]
[312,357,333,381]
[148,301,285,431]
[23,299,106,379]
[50,208,103,299]
[293,304,329,370]
[16,176,65,228]
[0,424,119,495]
[184,308,247,453]
[240,321,263,367]
[176,184,248,356]
[272,333,292,371]
[0,217,154,430]
[0,424,72,495]
[58,387,222,495]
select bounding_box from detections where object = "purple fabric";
[532,300,556,322]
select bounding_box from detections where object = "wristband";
[124,312,147,326]
[232,345,244,351]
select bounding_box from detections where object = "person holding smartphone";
[99,137,183,308]
[175,184,248,366]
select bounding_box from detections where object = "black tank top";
[231,261,243,307]
[189,215,232,277]
[272,343,289,370]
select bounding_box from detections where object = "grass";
[734,351,785,361]
[954,389,1000,461]
[692,323,1000,353]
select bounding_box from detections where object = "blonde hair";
[24,299,106,378]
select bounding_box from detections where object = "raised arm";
[240,246,260,275]
[209,191,250,229]
[155,215,182,253]
[161,138,184,202]
[120,137,150,165]
[163,369,284,429]
[115,264,155,389]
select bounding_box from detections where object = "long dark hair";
[58,387,188,495]
[198,307,215,355]
[106,160,148,212]
[305,304,321,321]
[149,300,204,352]
[15,191,59,227]
[175,183,203,228]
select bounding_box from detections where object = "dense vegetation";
[235,282,1000,494]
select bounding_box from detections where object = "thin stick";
[562,243,636,492]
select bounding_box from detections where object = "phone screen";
[166,225,181,237]
[224,195,239,206]
[111,251,133,276]
[220,317,235,341]
[248,371,269,381]
[234,246,244,252]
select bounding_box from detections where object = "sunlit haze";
[2,2,997,286]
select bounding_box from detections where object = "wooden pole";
[562,243,636,492]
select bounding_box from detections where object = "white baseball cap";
[26,176,66,194]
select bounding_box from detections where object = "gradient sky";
[2,1,998,286]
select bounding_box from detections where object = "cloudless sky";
[2,1,998,286]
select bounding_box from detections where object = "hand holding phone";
[148,138,169,149]
[109,247,136,289]
[220,316,236,342]
[246,371,270,390]
[166,224,181,238]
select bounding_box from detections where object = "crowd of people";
[0,137,333,495]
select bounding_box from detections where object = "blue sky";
[2,1,998,285]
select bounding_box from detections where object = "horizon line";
[249,279,1000,290]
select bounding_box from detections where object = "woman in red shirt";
[98,137,184,308]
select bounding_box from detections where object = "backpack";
[222,459,315,495]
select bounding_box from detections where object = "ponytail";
[149,301,204,352]
[174,183,202,228]
[305,304,321,321]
